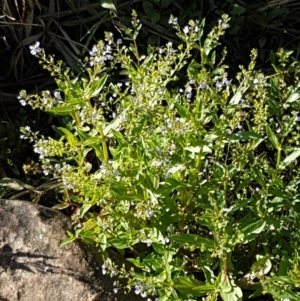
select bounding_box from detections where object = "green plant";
[17,11,300,301]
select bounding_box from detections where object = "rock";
[0,199,142,301]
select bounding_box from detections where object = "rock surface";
[0,199,142,301]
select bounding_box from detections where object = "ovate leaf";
[174,277,215,297]
[266,125,280,150]
[60,235,76,247]
[169,234,214,251]
[220,285,243,301]
[90,74,108,97]
[240,219,266,244]
[100,0,117,12]
[286,91,300,103]
[175,103,190,118]
[280,148,300,170]
[52,202,70,210]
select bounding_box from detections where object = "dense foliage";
[10,12,300,301]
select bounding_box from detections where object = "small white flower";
[200,82,206,89]
[134,285,141,295]
[54,91,61,99]
[146,209,154,217]
[67,184,74,190]
[141,292,147,298]
[29,41,42,55]
[19,99,26,106]
[113,288,118,294]
[183,26,189,34]
[216,81,223,88]
[116,38,122,45]
[253,78,259,84]
[168,17,177,25]
[92,111,98,119]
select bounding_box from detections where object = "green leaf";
[79,203,93,218]
[0,177,34,191]
[103,106,131,137]
[266,125,281,150]
[175,103,190,118]
[127,258,143,269]
[109,237,131,249]
[47,105,75,116]
[173,277,215,297]
[52,202,70,210]
[251,255,272,275]
[100,0,117,12]
[188,59,201,78]
[60,235,76,247]
[89,74,108,98]
[184,145,212,153]
[286,91,300,103]
[278,254,288,276]
[56,127,78,147]
[229,90,242,105]
[240,219,266,244]
[231,4,246,15]
[83,136,104,146]
[220,285,243,301]
[152,243,166,255]
[229,131,262,141]
[228,198,250,214]
[280,148,300,170]
[169,234,214,251]
[142,1,160,24]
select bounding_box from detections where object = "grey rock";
[0,199,142,301]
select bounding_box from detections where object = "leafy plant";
[17,12,300,301]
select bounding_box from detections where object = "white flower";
[168,17,178,25]
[89,45,98,56]
[116,38,122,45]
[54,91,61,99]
[200,82,206,89]
[19,99,26,106]
[29,41,42,55]
[183,26,189,34]
[141,292,147,298]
